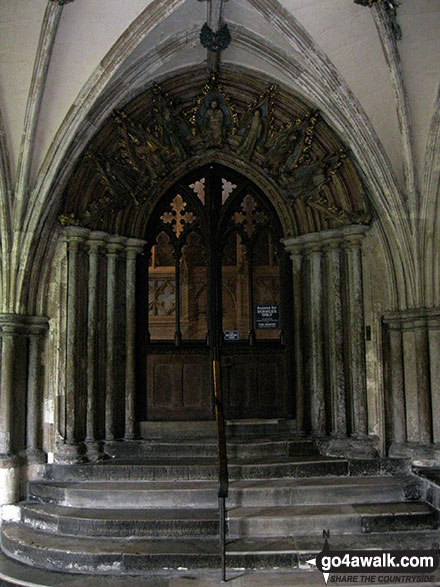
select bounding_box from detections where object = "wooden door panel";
[152,362,182,408]
[147,353,211,420]
[182,360,206,408]
[257,360,283,408]
[222,350,286,419]
[228,361,255,408]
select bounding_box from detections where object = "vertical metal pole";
[219,496,226,582]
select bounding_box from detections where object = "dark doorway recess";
[138,164,294,421]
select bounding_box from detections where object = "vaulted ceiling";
[0,0,439,312]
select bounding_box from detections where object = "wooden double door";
[142,165,293,421]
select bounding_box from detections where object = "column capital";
[282,227,348,255]
[323,237,344,252]
[106,235,126,255]
[341,224,369,247]
[0,314,48,335]
[383,307,440,330]
[125,238,147,257]
[64,226,90,242]
[86,231,108,253]
[303,240,323,255]
[281,235,303,255]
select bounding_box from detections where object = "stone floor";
[0,552,439,587]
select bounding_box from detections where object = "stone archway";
[47,68,376,463]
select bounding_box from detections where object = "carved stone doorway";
[139,164,293,421]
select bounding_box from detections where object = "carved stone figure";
[263,130,300,176]
[237,108,264,160]
[113,111,166,182]
[87,152,143,208]
[284,151,346,201]
[204,99,225,147]
[160,106,188,161]
[199,23,231,52]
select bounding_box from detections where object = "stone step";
[227,502,437,537]
[28,480,218,508]
[18,500,436,540]
[225,419,292,438]
[139,419,294,441]
[43,456,350,482]
[103,437,318,460]
[3,523,439,575]
[0,523,292,573]
[28,476,420,509]
[19,503,219,537]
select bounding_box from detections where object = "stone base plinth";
[54,441,87,464]
[19,448,46,465]
[389,442,440,467]
[0,455,20,505]
[86,440,108,462]
[318,435,379,459]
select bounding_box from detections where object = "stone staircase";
[1,421,439,576]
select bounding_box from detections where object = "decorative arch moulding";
[59,68,371,239]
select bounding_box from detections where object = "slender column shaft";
[85,233,107,443]
[65,227,89,444]
[402,326,419,442]
[290,251,305,436]
[414,323,431,445]
[0,328,17,456]
[325,240,346,437]
[306,245,325,436]
[124,238,146,440]
[387,322,406,444]
[344,230,368,437]
[105,237,124,441]
[428,316,440,444]
[23,317,49,463]
[25,328,46,462]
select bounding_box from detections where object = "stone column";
[324,237,346,437]
[304,239,326,437]
[413,319,431,446]
[124,238,146,440]
[401,320,420,444]
[343,226,368,437]
[384,316,406,445]
[0,314,47,503]
[0,322,20,461]
[105,236,125,441]
[428,312,440,444]
[385,309,440,461]
[85,231,107,460]
[23,318,49,464]
[59,226,89,463]
[282,238,306,436]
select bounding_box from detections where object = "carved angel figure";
[113,110,167,182]
[285,151,346,202]
[237,108,264,160]
[263,130,300,176]
[154,100,189,162]
[199,23,231,52]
